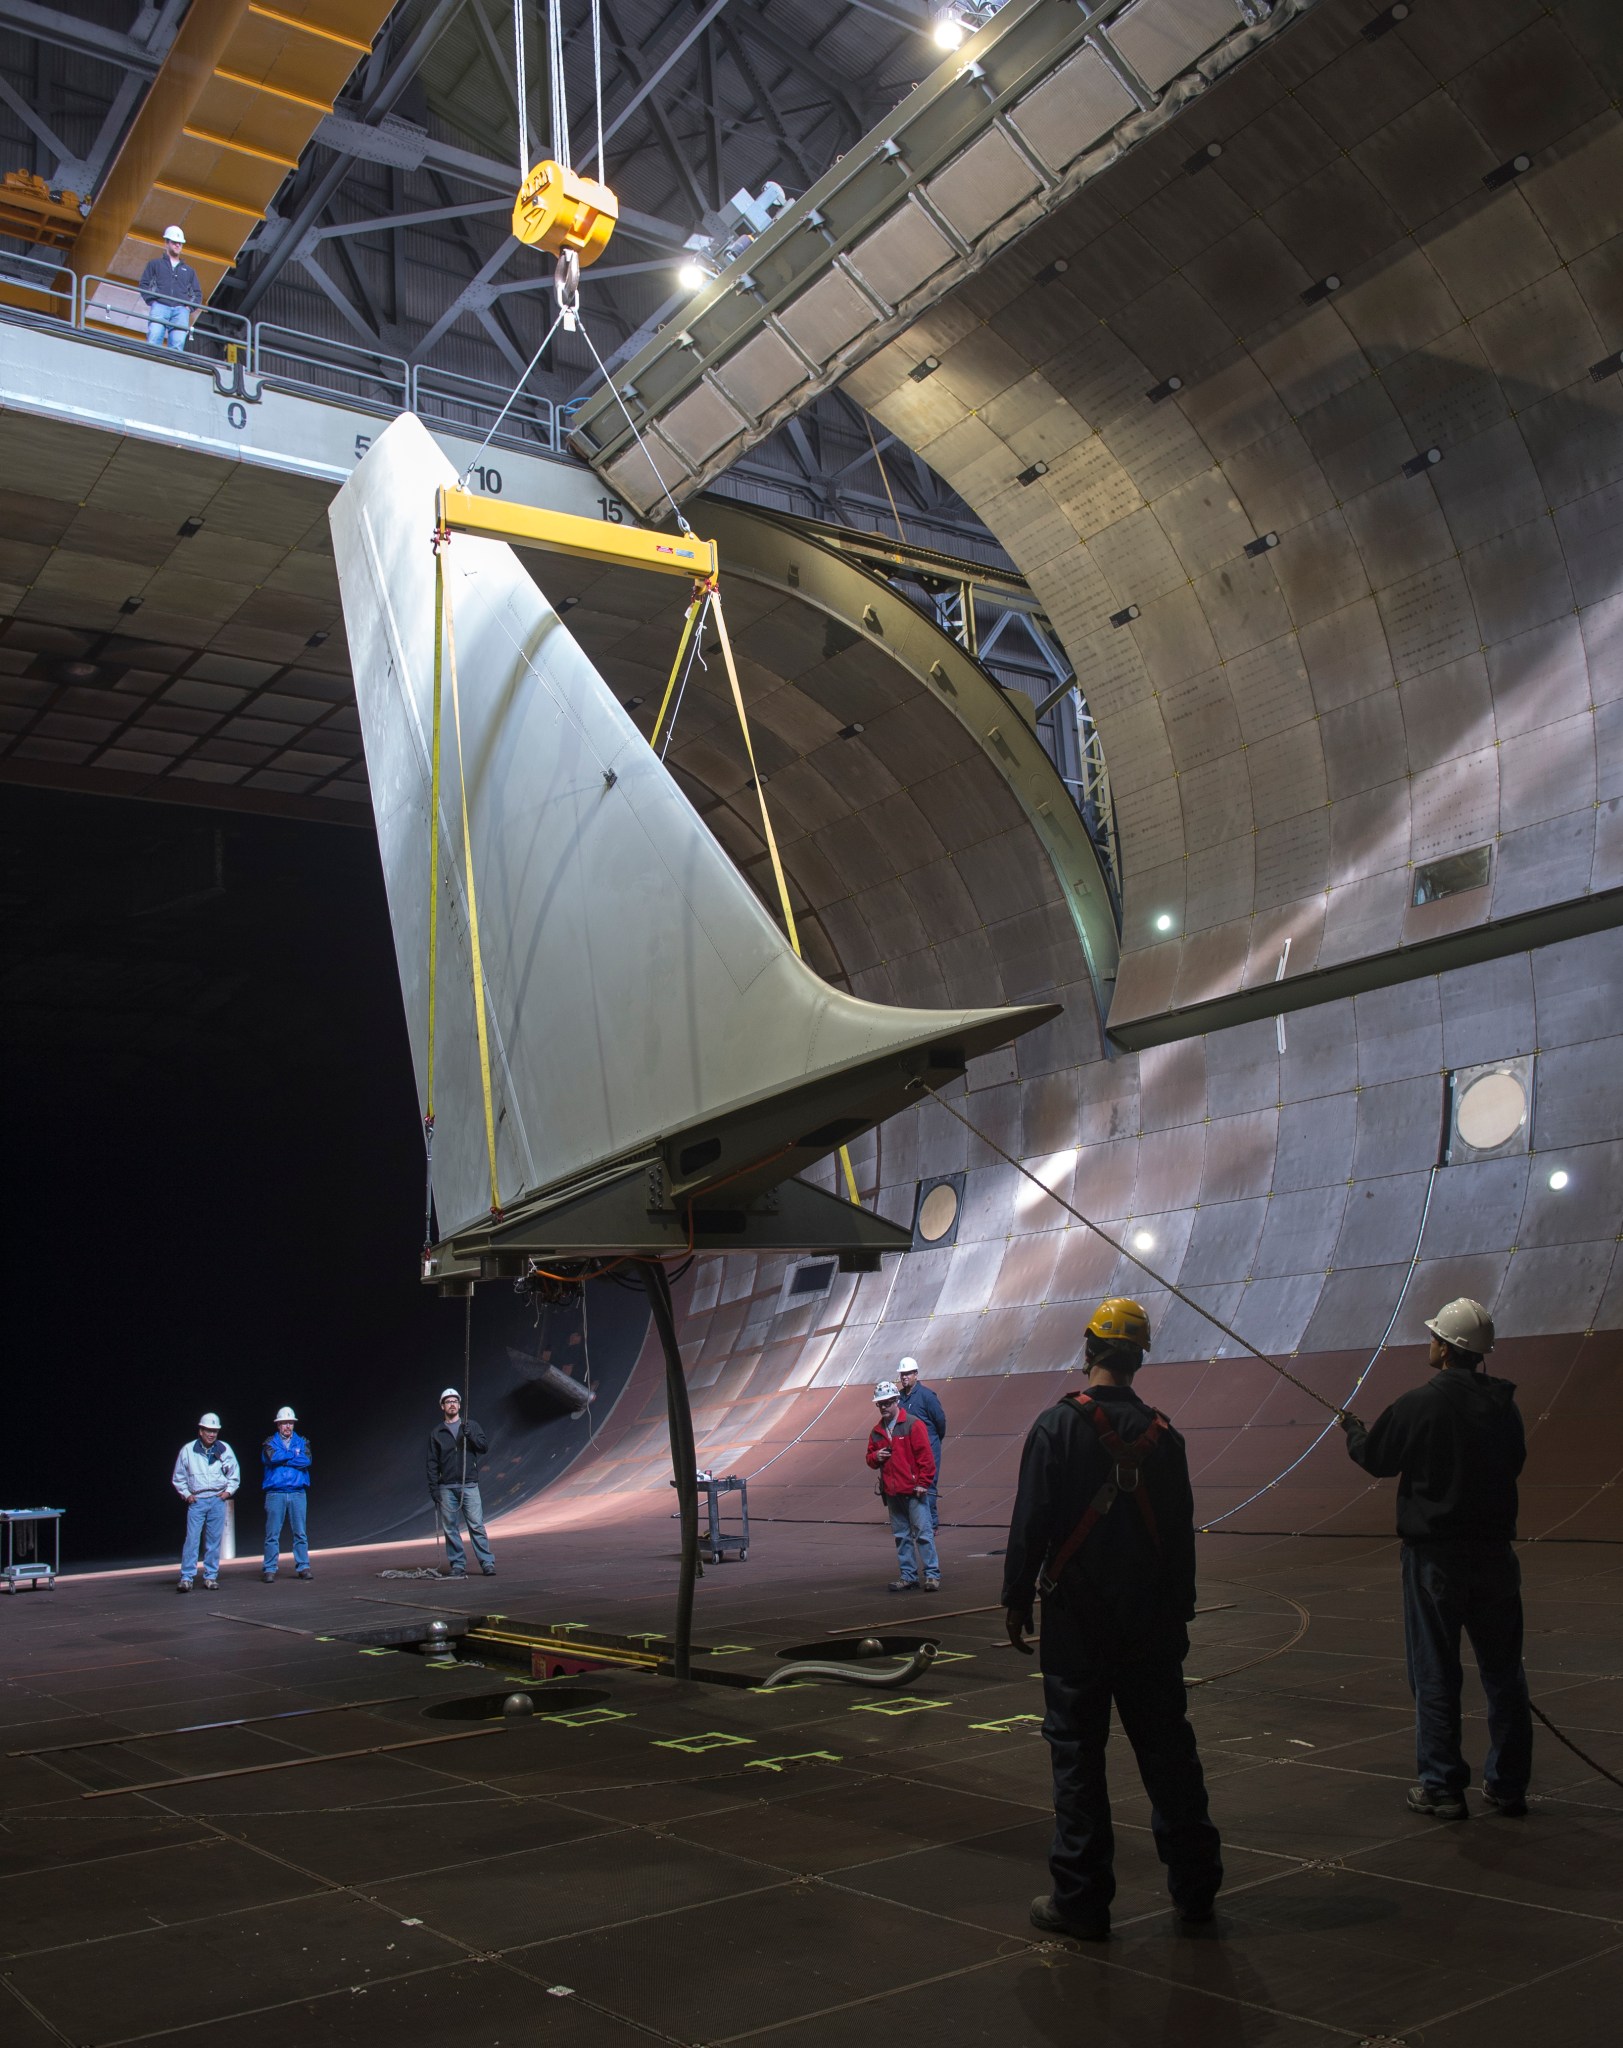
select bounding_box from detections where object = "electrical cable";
[1530,1701,1623,1794]
[912,1078,1353,1422]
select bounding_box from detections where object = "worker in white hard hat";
[895,1357,947,1531]
[1002,1299,1221,1941]
[428,1388,495,1577]
[1341,1296,1532,1820]
[171,1412,240,1593]
[261,1405,313,1583]
[866,1380,938,1592]
[137,224,201,351]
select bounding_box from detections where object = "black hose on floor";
[641,1259,698,1682]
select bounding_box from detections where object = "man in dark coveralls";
[1004,1297,1222,1940]
[1342,1295,1532,1820]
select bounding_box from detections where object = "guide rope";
[513,0,529,181]
[912,1078,1349,1422]
[424,531,449,1249]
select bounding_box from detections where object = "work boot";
[922,1578,941,1591]
[176,1580,193,1593]
[1030,1894,1109,1941]
[887,1580,919,1593]
[1482,1785,1528,1817]
[481,1566,496,1577]
[261,1571,277,1583]
[202,1578,219,1592]
[296,1567,313,1580]
[1406,1783,1467,1820]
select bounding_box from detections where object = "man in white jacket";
[172,1412,240,1592]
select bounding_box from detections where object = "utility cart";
[671,1471,750,1564]
[2,1508,64,1592]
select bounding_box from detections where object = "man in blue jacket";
[261,1406,313,1581]
[897,1358,946,1528]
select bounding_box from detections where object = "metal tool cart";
[2,1509,64,1592]
[697,1471,749,1564]
[671,1471,750,1565]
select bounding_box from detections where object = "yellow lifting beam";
[436,488,717,581]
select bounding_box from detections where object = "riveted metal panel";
[846,201,959,306]
[1008,46,1137,175]
[924,126,1044,246]
[777,268,882,363]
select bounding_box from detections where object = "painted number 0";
[227,401,247,429]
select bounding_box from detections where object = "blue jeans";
[181,1496,227,1582]
[1402,1542,1533,1798]
[437,1484,494,1573]
[886,1494,938,1583]
[146,301,191,349]
[263,1489,309,1572]
[1043,1648,1222,1918]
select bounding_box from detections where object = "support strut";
[640,1259,698,1680]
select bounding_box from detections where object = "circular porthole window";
[916,1182,960,1243]
[1455,1070,1527,1153]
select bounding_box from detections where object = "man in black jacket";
[138,226,202,349]
[428,1388,495,1577]
[1004,1298,1221,1941]
[1342,1296,1531,1819]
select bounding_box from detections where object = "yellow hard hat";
[1087,1297,1151,1348]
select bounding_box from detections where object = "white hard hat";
[1425,1297,1495,1357]
[163,225,185,243]
[439,1386,461,1402]
[873,1380,900,1403]
[198,1412,222,1430]
[274,1405,297,1422]
[897,1357,920,1375]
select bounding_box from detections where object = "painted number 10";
[470,464,502,493]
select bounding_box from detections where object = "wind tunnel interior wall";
[516,0,1623,1547]
[839,0,1623,1030]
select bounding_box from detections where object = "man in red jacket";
[867,1379,939,1592]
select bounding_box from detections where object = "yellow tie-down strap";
[436,488,717,581]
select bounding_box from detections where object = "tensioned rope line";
[512,0,529,181]
[1199,1159,1440,1529]
[578,318,695,534]
[912,1078,1353,1422]
[456,301,568,487]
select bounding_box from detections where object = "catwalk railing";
[0,252,573,458]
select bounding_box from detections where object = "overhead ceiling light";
[1154,913,1174,933]
[1132,1230,1155,1252]
[677,260,710,292]
[1548,1169,1569,1190]
[933,11,968,48]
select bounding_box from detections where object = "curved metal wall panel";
[837,0,1623,1031]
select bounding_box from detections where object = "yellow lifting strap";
[437,545,504,1217]
[426,549,446,1130]
[649,585,708,752]
[708,590,861,1208]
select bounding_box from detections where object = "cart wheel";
[42,1578,55,1590]
[738,1548,748,1561]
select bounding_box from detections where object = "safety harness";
[1038,1392,1170,1596]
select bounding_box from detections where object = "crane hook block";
[513,160,618,266]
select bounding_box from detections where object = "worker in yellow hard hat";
[1002,1297,1221,1940]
